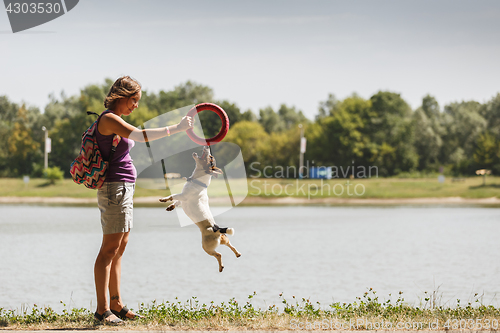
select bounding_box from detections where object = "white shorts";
[97,182,135,235]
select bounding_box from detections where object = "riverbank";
[0,331,494,333]
[1,195,500,206]
[0,328,492,333]
[2,291,500,331]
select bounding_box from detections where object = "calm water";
[1,205,500,311]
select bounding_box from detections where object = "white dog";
[159,146,241,272]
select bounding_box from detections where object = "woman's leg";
[108,232,140,318]
[94,232,126,320]
[109,232,134,316]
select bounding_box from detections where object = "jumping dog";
[159,146,241,272]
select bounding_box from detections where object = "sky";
[1,0,500,119]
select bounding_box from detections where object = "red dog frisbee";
[186,103,229,146]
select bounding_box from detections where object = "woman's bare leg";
[109,232,136,318]
[94,232,126,321]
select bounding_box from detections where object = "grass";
[2,290,500,330]
[1,176,499,201]
[0,178,168,199]
[247,177,500,199]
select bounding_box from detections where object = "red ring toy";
[186,103,229,146]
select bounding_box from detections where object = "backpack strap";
[109,135,122,162]
[88,111,122,162]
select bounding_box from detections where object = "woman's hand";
[176,116,194,132]
[162,116,194,137]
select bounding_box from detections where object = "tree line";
[1,79,499,178]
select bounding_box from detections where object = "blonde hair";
[104,76,142,110]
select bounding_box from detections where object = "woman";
[93,76,193,324]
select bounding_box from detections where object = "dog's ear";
[211,167,223,178]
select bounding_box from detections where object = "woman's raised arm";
[99,112,194,142]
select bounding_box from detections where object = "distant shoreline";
[1,195,499,206]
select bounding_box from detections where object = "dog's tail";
[212,224,235,235]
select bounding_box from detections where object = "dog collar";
[212,224,228,233]
[186,177,208,188]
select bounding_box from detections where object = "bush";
[44,166,64,184]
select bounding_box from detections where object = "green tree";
[479,94,500,174]
[6,106,40,175]
[474,131,498,170]
[261,128,301,172]
[368,91,418,175]
[240,109,258,122]
[223,121,269,172]
[0,96,20,175]
[317,93,338,120]
[307,109,365,167]
[441,100,486,174]
[145,81,214,113]
[413,95,443,171]
[277,104,308,130]
[259,106,283,133]
[0,97,43,177]
[259,104,308,134]
[480,93,500,137]
[307,95,370,168]
[368,91,412,139]
[0,96,20,123]
[421,94,441,119]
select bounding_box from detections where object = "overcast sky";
[1,0,500,119]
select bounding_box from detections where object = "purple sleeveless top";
[95,110,137,183]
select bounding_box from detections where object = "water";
[1,205,500,312]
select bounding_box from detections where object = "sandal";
[111,306,144,320]
[94,310,123,325]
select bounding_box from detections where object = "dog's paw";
[236,253,241,258]
[219,265,224,273]
[226,228,234,235]
[166,204,176,211]
[159,197,171,202]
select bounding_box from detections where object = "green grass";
[2,291,500,330]
[246,177,500,199]
[1,176,499,201]
[0,178,169,199]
